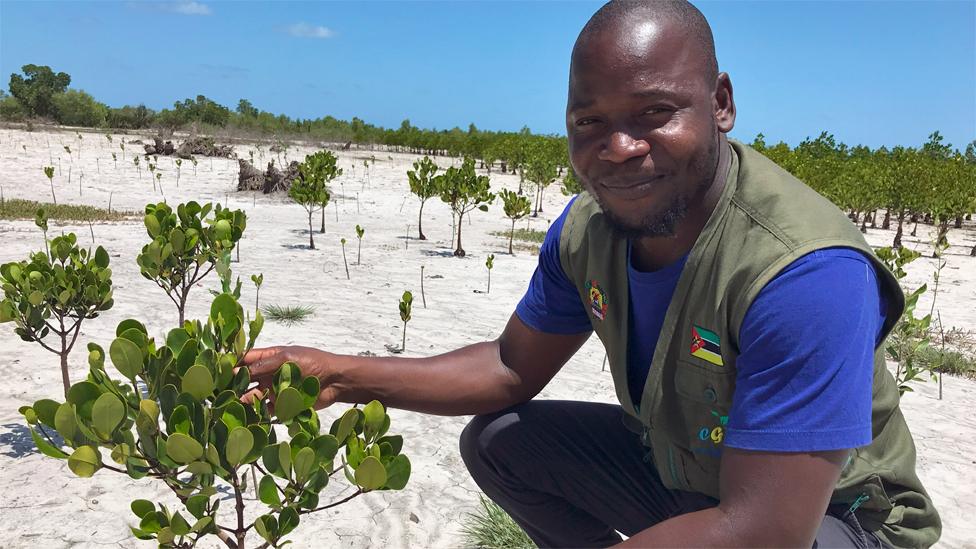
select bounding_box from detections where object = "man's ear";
[714,72,736,133]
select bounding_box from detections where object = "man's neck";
[631,134,731,272]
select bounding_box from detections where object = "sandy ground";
[0,127,973,548]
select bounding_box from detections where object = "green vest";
[558,140,941,548]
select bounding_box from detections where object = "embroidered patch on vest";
[585,279,608,320]
[690,325,723,366]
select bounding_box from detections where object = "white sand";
[0,127,973,548]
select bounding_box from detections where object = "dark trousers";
[459,400,887,548]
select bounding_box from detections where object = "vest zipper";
[667,446,685,490]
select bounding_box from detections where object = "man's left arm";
[617,447,849,547]
[619,248,887,547]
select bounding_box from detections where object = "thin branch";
[301,489,363,515]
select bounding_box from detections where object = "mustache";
[595,174,667,188]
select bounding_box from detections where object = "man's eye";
[576,118,598,127]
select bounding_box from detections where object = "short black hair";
[575,0,719,83]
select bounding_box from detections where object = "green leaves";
[68,445,101,477]
[399,291,413,324]
[17,288,411,547]
[109,337,142,379]
[167,433,204,464]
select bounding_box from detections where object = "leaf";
[226,426,254,466]
[384,454,411,490]
[68,445,101,478]
[311,435,339,463]
[182,365,215,401]
[131,499,155,519]
[91,393,125,438]
[259,474,281,507]
[109,337,143,379]
[166,433,204,464]
[299,376,320,408]
[362,400,385,434]
[54,402,78,441]
[185,494,208,520]
[33,398,61,427]
[293,447,315,483]
[170,512,191,536]
[221,401,246,430]
[254,515,277,544]
[354,456,387,491]
[334,408,361,443]
[274,387,305,423]
[278,506,300,537]
[28,426,68,459]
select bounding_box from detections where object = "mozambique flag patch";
[690,325,723,366]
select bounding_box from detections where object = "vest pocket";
[674,359,734,406]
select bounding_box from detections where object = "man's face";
[566,19,723,237]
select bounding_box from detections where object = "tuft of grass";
[491,228,547,244]
[261,304,315,325]
[460,495,536,549]
[0,198,129,222]
[917,346,976,380]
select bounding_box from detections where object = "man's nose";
[598,131,651,164]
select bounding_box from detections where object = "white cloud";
[285,22,334,39]
[171,2,211,15]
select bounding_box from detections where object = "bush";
[52,89,108,127]
[0,91,26,121]
[106,104,155,129]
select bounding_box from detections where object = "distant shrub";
[106,104,155,129]
[53,90,108,127]
[0,91,26,121]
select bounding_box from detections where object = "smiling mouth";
[601,175,665,193]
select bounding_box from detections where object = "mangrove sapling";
[36,208,50,255]
[499,189,531,254]
[44,165,57,205]
[485,254,494,294]
[355,225,365,265]
[407,156,439,240]
[120,141,125,161]
[340,238,350,280]
[112,152,117,169]
[399,291,413,352]
[192,157,198,176]
[289,172,327,250]
[525,150,558,217]
[175,158,182,187]
[134,156,141,179]
[436,157,495,257]
[156,172,164,198]
[18,291,412,548]
[136,201,247,325]
[250,274,263,311]
[0,231,114,397]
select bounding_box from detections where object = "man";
[242,1,941,546]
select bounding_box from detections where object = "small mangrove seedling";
[355,225,365,265]
[175,158,183,187]
[136,201,247,325]
[399,291,413,352]
[191,157,198,175]
[63,145,72,162]
[17,292,411,548]
[133,156,141,179]
[499,189,531,254]
[155,172,163,197]
[0,232,114,397]
[340,238,350,280]
[485,254,495,294]
[105,133,112,145]
[43,166,57,205]
[119,141,125,161]
[407,156,439,240]
[251,273,264,311]
[111,152,117,169]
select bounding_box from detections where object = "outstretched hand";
[238,345,341,410]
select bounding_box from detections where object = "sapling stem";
[420,265,426,308]
[341,238,350,280]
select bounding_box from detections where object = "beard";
[590,133,719,239]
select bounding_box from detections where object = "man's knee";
[459,413,496,469]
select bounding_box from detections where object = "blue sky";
[1,1,973,150]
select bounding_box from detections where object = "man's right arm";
[241,313,590,416]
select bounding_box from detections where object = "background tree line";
[2,64,973,255]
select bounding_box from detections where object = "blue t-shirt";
[515,197,886,453]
